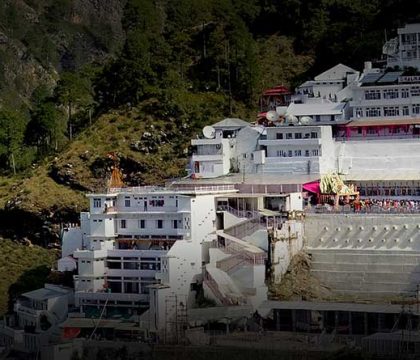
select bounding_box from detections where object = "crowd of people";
[310,198,420,213]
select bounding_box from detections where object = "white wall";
[190,195,217,248]
[305,214,420,251]
[336,139,420,175]
[62,228,83,257]
[272,220,304,282]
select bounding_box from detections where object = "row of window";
[356,104,420,117]
[120,219,182,229]
[276,149,319,157]
[364,88,411,100]
[94,196,176,209]
[275,132,318,140]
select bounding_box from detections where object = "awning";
[303,180,320,194]
[345,118,420,127]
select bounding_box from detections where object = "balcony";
[259,138,321,146]
[75,291,148,303]
[191,153,224,162]
[14,303,40,317]
[105,268,157,277]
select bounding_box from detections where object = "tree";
[0,107,28,174]
[26,101,66,154]
[55,72,94,139]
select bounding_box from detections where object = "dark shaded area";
[7,265,51,313]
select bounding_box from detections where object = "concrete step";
[317,280,413,293]
[308,253,420,266]
[311,269,419,284]
[310,262,420,273]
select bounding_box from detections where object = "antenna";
[266,110,279,122]
[202,125,216,139]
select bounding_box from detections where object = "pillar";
[292,310,296,332]
[275,310,280,331]
[364,312,368,335]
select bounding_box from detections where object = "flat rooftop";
[172,173,320,186]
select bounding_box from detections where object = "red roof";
[262,85,291,96]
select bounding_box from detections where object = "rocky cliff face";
[0,0,126,104]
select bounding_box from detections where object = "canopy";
[302,180,320,194]
[320,173,358,196]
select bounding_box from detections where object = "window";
[125,198,131,207]
[294,150,302,156]
[310,132,318,139]
[288,150,293,157]
[411,86,420,97]
[330,115,335,121]
[276,150,285,157]
[156,220,163,229]
[403,106,410,116]
[149,199,165,207]
[120,220,126,229]
[355,108,363,118]
[383,89,399,99]
[286,133,293,139]
[383,106,399,116]
[315,115,321,122]
[305,150,310,157]
[276,133,283,139]
[294,133,302,139]
[365,90,381,100]
[402,88,410,98]
[366,107,381,117]
[93,198,101,208]
[367,128,376,135]
[173,220,181,229]
[413,104,420,114]
[138,220,145,229]
[312,149,319,156]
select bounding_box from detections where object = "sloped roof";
[22,287,67,301]
[287,102,346,116]
[314,63,358,81]
[212,118,250,129]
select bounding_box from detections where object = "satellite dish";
[285,114,298,124]
[203,126,216,139]
[266,110,279,122]
[299,116,312,125]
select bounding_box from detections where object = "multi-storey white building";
[190,118,261,178]
[259,125,335,175]
[385,23,420,69]
[62,185,238,317]
[295,63,360,102]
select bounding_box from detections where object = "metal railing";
[217,205,260,219]
[203,270,246,306]
[305,205,420,214]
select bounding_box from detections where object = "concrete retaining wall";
[304,214,420,298]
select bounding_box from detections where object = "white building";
[385,23,420,70]
[259,125,336,175]
[190,118,260,178]
[284,100,348,124]
[0,284,73,354]
[64,185,239,316]
[295,63,360,102]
